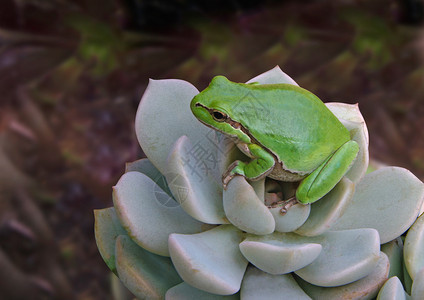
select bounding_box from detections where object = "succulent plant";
[94,66,424,299]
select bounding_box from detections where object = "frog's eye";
[212,111,227,122]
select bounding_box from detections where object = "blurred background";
[0,0,423,299]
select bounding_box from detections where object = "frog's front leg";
[296,140,359,204]
[222,143,275,189]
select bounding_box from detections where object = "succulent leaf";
[94,207,127,274]
[168,225,248,295]
[115,235,182,299]
[113,171,206,256]
[166,282,239,300]
[325,102,369,144]
[245,65,299,85]
[239,233,322,275]
[404,213,424,280]
[381,237,404,280]
[403,260,413,295]
[240,266,311,300]
[295,228,380,287]
[326,102,369,183]
[135,79,200,176]
[269,202,311,233]
[376,276,408,300]
[223,176,275,235]
[249,178,266,201]
[296,252,390,299]
[166,135,229,224]
[125,158,173,198]
[331,167,424,244]
[411,267,424,300]
[295,177,354,237]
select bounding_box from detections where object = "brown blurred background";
[0,0,423,299]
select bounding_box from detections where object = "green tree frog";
[190,76,359,212]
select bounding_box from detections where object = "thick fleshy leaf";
[212,134,245,187]
[246,65,299,85]
[135,78,236,187]
[166,136,228,224]
[239,233,322,275]
[325,102,369,144]
[326,102,369,182]
[295,177,354,237]
[110,273,134,300]
[403,259,413,295]
[367,159,388,173]
[376,276,407,300]
[331,167,424,244]
[223,176,275,235]
[295,228,380,287]
[125,158,173,200]
[115,235,182,299]
[270,203,310,233]
[404,213,424,280]
[113,171,207,256]
[168,225,248,295]
[249,178,266,201]
[264,181,310,232]
[135,79,200,175]
[342,120,369,183]
[94,207,127,274]
[240,266,311,300]
[166,282,239,300]
[411,267,424,300]
[296,252,390,299]
[381,237,404,280]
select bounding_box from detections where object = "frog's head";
[190,76,251,143]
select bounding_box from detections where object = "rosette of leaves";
[94,66,424,299]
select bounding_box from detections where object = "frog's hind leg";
[296,140,359,204]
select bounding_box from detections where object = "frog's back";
[233,83,350,173]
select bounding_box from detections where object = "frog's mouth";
[227,119,242,130]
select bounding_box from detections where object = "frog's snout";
[190,95,199,111]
